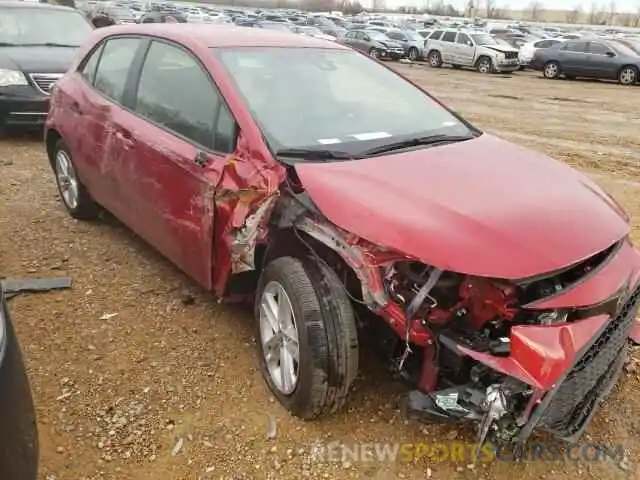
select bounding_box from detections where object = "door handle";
[116,129,134,148]
[69,100,83,115]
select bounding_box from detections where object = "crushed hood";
[295,134,629,279]
[484,45,519,54]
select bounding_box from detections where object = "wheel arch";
[45,128,62,169]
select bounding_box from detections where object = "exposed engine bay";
[365,239,638,447]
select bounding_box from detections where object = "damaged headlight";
[0,69,28,87]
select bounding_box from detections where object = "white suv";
[425,29,520,73]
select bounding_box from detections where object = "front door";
[110,39,237,290]
[454,32,475,66]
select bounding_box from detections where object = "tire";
[618,65,638,85]
[476,56,493,74]
[543,61,561,79]
[408,47,419,61]
[428,50,442,68]
[254,256,359,420]
[52,139,100,220]
[369,47,379,59]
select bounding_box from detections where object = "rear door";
[109,39,237,290]
[558,40,590,76]
[70,36,146,221]
[439,31,457,63]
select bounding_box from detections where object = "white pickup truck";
[425,29,520,73]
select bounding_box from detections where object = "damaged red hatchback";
[45,24,640,448]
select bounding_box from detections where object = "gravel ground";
[1,65,639,480]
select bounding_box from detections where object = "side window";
[588,42,608,55]
[388,32,404,41]
[79,42,104,85]
[456,33,471,45]
[429,30,443,40]
[215,103,236,153]
[94,38,141,103]
[562,41,587,52]
[442,31,456,42]
[134,41,234,151]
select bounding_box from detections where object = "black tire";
[368,47,379,59]
[476,56,493,74]
[618,65,638,85]
[254,256,359,420]
[428,50,442,68]
[408,47,419,61]
[543,61,561,79]
[52,139,100,220]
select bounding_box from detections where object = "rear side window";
[134,40,235,152]
[562,41,587,52]
[429,30,443,40]
[441,31,456,42]
[94,38,141,102]
[80,43,104,84]
[587,42,608,54]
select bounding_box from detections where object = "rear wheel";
[428,50,442,67]
[52,139,100,220]
[255,256,359,419]
[618,65,638,85]
[543,61,561,79]
[369,47,379,59]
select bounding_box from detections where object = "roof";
[0,1,73,11]
[94,24,349,50]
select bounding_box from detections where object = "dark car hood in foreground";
[0,46,78,73]
[295,133,630,279]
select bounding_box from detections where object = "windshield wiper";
[276,148,361,161]
[362,134,475,156]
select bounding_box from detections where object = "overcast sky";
[364,1,638,12]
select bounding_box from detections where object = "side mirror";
[363,36,370,41]
[606,51,615,57]
[467,41,473,46]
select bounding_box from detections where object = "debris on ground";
[1,276,72,298]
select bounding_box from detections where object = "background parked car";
[340,29,406,60]
[531,39,640,85]
[0,1,94,135]
[385,28,425,61]
[426,29,520,73]
[137,11,187,23]
[291,25,335,41]
[519,38,565,68]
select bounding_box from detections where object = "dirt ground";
[1,65,639,480]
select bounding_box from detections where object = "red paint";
[458,314,609,390]
[524,239,640,309]
[295,133,630,279]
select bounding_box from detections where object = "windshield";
[610,40,640,56]
[0,7,93,46]
[471,33,499,46]
[215,47,473,154]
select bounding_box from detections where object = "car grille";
[29,73,64,96]
[536,284,640,439]
[504,51,518,60]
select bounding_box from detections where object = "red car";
[45,24,640,448]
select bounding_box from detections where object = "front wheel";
[543,61,561,79]
[618,66,638,85]
[476,56,493,74]
[255,256,359,420]
[369,47,379,59]
[408,47,419,61]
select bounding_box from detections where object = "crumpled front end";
[291,212,640,445]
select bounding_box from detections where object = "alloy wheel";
[619,67,637,85]
[259,281,299,395]
[544,62,559,78]
[55,150,79,210]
